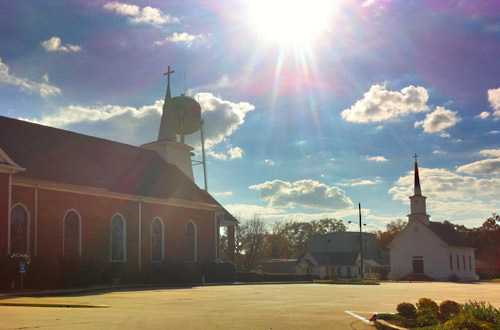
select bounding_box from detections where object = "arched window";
[63,210,81,257]
[151,217,164,262]
[110,214,126,262]
[10,204,29,254]
[186,221,197,262]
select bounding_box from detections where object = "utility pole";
[358,202,364,279]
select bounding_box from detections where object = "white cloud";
[228,146,243,159]
[212,191,233,197]
[103,2,179,26]
[414,106,460,137]
[22,102,159,128]
[41,37,81,52]
[193,93,255,149]
[432,150,447,155]
[367,156,388,162]
[264,159,275,166]
[479,149,500,158]
[489,130,500,134]
[224,202,389,229]
[339,178,382,186]
[488,87,500,118]
[341,83,429,123]
[207,146,244,160]
[476,111,490,119]
[249,179,353,211]
[0,57,61,98]
[389,167,500,220]
[155,32,210,47]
[457,158,500,175]
[22,93,253,150]
[453,149,500,176]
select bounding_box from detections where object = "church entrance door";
[412,256,424,273]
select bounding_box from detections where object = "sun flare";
[247,0,334,45]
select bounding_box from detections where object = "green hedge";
[202,261,236,283]
[236,271,317,282]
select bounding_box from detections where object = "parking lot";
[1,282,500,329]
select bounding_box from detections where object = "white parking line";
[344,311,372,324]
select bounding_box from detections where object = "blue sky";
[1,0,500,231]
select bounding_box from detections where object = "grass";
[314,278,379,285]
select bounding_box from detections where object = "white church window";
[463,255,466,270]
[449,254,453,270]
[469,255,472,271]
[110,214,126,262]
[151,217,164,262]
[10,204,29,254]
[186,221,197,262]
[63,210,81,257]
[456,255,460,270]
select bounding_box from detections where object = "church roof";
[427,221,474,248]
[308,251,359,266]
[0,115,229,210]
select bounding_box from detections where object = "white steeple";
[408,154,430,225]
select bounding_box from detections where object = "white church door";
[412,256,424,273]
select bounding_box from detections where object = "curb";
[374,319,408,330]
[0,302,109,308]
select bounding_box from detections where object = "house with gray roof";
[296,232,389,279]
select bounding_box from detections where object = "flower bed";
[373,298,500,330]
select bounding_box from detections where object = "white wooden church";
[389,156,477,281]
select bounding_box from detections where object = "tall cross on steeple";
[164,66,175,80]
[413,153,419,163]
[163,66,175,100]
[158,65,176,141]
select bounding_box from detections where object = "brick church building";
[0,72,237,287]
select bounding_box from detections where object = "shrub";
[150,261,193,285]
[439,300,460,321]
[417,298,439,315]
[443,313,494,330]
[397,302,417,319]
[417,298,439,326]
[461,301,500,325]
[448,273,459,282]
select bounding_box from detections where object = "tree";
[376,218,407,250]
[263,218,346,259]
[476,214,500,278]
[234,216,267,270]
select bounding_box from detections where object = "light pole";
[348,202,366,279]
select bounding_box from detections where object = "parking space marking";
[344,311,373,324]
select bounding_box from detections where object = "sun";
[247,0,334,46]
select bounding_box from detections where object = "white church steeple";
[408,154,430,225]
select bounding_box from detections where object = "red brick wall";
[8,185,216,272]
[0,174,10,255]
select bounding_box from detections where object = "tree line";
[223,213,500,278]
[221,217,347,270]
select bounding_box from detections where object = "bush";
[397,302,417,319]
[439,300,460,321]
[236,271,316,282]
[417,298,439,315]
[417,298,439,326]
[202,261,236,283]
[461,301,500,325]
[150,261,193,285]
[448,273,459,282]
